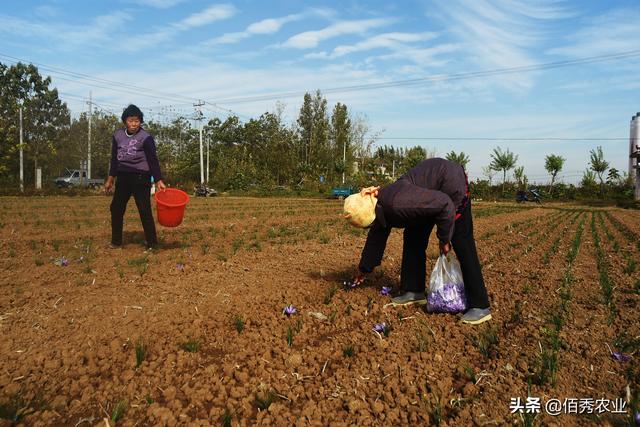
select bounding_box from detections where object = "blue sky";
[1,0,639,183]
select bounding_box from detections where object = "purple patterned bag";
[427,253,467,313]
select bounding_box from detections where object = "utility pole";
[19,104,24,193]
[87,91,92,179]
[206,138,210,184]
[342,131,346,185]
[194,100,205,184]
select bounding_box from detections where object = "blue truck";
[330,186,357,199]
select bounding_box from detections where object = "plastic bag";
[427,253,467,313]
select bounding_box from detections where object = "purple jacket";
[109,128,163,181]
[358,158,467,273]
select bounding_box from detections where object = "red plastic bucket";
[155,188,190,227]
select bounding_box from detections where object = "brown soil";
[0,198,638,426]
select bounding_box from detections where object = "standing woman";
[104,104,166,249]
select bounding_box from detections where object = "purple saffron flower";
[373,322,387,334]
[283,305,297,316]
[611,352,631,362]
[176,263,185,271]
[634,411,639,426]
[380,286,392,296]
[54,257,68,267]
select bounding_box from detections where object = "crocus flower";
[54,257,68,267]
[380,286,392,296]
[176,263,185,271]
[611,352,631,362]
[283,305,297,316]
[634,411,639,426]
[373,322,387,334]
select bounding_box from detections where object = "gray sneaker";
[461,308,492,325]
[391,292,427,307]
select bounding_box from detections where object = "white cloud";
[206,14,301,46]
[547,8,640,57]
[178,4,237,29]
[0,11,132,48]
[317,31,439,58]
[247,15,300,34]
[282,18,394,49]
[430,0,572,92]
[120,4,237,51]
[132,0,187,8]
[205,9,332,48]
[210,32,249,45]
[365,43,460,67]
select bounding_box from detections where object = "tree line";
[0,61,634,199]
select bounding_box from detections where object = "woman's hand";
[104,176,115,193]
[352,270,367,286]
[156,180,167,191]
[439,241,451,255]
[359,186,380,197]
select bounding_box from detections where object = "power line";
[3,49,639,108]
[0,53,196,104]
[205,49,640,105]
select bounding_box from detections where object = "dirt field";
[0,196,638,426]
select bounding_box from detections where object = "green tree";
[62,110,119,180]
[606,167,620,184]
[445,151,470,168]
[513,166,527,190]
[297,90,329,177]
[402,146,429,172]
[482,166,495,186]
[544,154,565,192]
[0,62,69,187]
[330,102,352,184]
[589,146,609,196]
[489,147,518,196]
[581,169,597,189]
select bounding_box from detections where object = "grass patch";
[414,331,429,353]
[317,233,330,244]
[231,237,244,254]
[471,324,499,358]
[221,409,233,427]
[111,400,126,422]
[323,284,338,304]
[180,338,201,353]
[343,345,355,357]
[623,258,636,275]
[286,326,295,347]
[463,364,477,383]
[234,315,245,333]
[135,340,147,368]
[127,256,148,276]
[534,344,558,386]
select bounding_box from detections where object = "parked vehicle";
[330,186,357,199]
[194,184,218,197]
[54,169,103,188]
[516,188,542,204]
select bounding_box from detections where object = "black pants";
[401,201,490,309]
[110,172,157,247]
